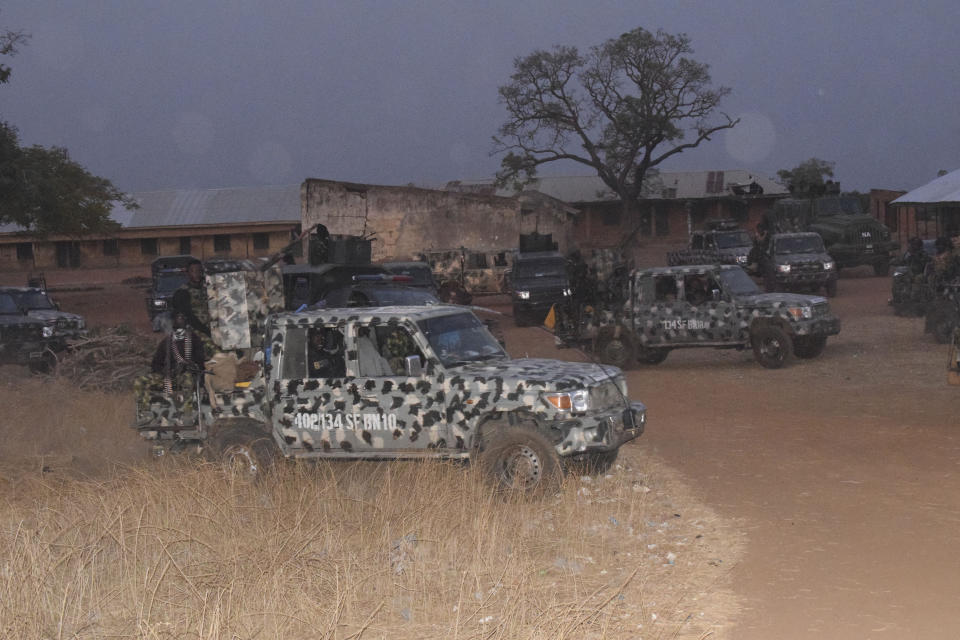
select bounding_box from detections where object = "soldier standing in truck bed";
[172,258,210,337]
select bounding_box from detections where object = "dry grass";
[0,378,744,639]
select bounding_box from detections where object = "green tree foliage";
[2,20,135,237]
[0,122,134,236]
[776,158,836,195]
[493,27,737,214]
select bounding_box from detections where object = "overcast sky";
[2,1,957,195]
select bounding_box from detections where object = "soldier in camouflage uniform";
[134,311,208,412]
[172,258,211,336]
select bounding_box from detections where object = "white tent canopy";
[892,168,960,205]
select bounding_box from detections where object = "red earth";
[4,263,958,639]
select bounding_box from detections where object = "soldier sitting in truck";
[307,328,346,378]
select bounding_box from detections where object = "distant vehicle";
[146,255,196,326]
[0,290,56,370]
[1,286,86,346]
[666,220,753,267]
[281,263,391,310]
[382,261,438,294]
[507,251,571,326]
[764,195,897,276]
[312,279,441,309]
[751,231,838,297]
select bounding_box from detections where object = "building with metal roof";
[1,185,301,271]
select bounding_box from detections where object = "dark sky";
[2,1,957,194]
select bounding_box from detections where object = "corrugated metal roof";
[453,170,787,202]
[120,184,301,227]
[891,168,960,205]
[0,184,301,235]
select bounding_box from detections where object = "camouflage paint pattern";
[207,265,284,350]
[559,264,840,350]
[134,305,645,460]
[423,249,513,295]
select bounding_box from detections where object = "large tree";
[493,27,737,215]
[0,121,134,236]
[777,158,836,195]
[1,21,135,237]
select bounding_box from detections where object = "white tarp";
[892,168,960,205]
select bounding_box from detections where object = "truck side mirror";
[405,354,423,376]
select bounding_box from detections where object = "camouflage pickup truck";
[556,264,840,369]
[134,265,646,491]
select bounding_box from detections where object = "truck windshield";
[513,259,566,279]
[418,312,506,367]
[715,231,752,249]
[717,268,761,296]
[774,235,825,254]
[13,290,55,310]
[0,293,22,314]
[156,273,188,293]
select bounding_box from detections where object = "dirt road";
[8,265,959,638]
[496,269,958,638]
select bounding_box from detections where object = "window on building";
[16,242,33,261]
[253,233,270,251]
[655,207,670,237]
[103,239,119,256]
[706,171,726,194]
[140,238,158,256]
[179,236,192,254]
[214,234,231,253]
[602,208,622,226]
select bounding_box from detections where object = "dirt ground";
[3,263,958,638]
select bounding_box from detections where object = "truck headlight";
[543,389,590,412]
[562,287,572,297]
[517,290,530,300]
[787,306,812,320]
[153,299,166,308]
[735,254,748,264]
[777,264,791,274]
[42,326,55,338]
[823,261,835,270]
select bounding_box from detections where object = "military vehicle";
[0,290,56,370]
[751,231,838,296]
[666,220,753,267]
[765,195,897,275]
[421,247,513,303]
[382,261,438,295]
[1,285,86,348]
[507,251,571,326]
[145,255,195,329]
[556,264,840,369]
[132,262,647,491]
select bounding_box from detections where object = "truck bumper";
[796,316,841,337]
[554,400,646,455]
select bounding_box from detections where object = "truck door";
[345,321,450,451]
[268,322,353,453]
[680,271,738,344]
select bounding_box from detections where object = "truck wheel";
[636,346,669,365]
[568,448,619,475]
[824,280,837,297]
[751,326,793,369]
[793,335,827,359]
[512,305,530,327]
[597,335,634,369]
[210,421,276,478]
[873,259,890,277]
[764,270,777,293]
[478,424,561,494]
[930,307,959,344]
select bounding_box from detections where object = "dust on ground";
[2,262,957,638]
